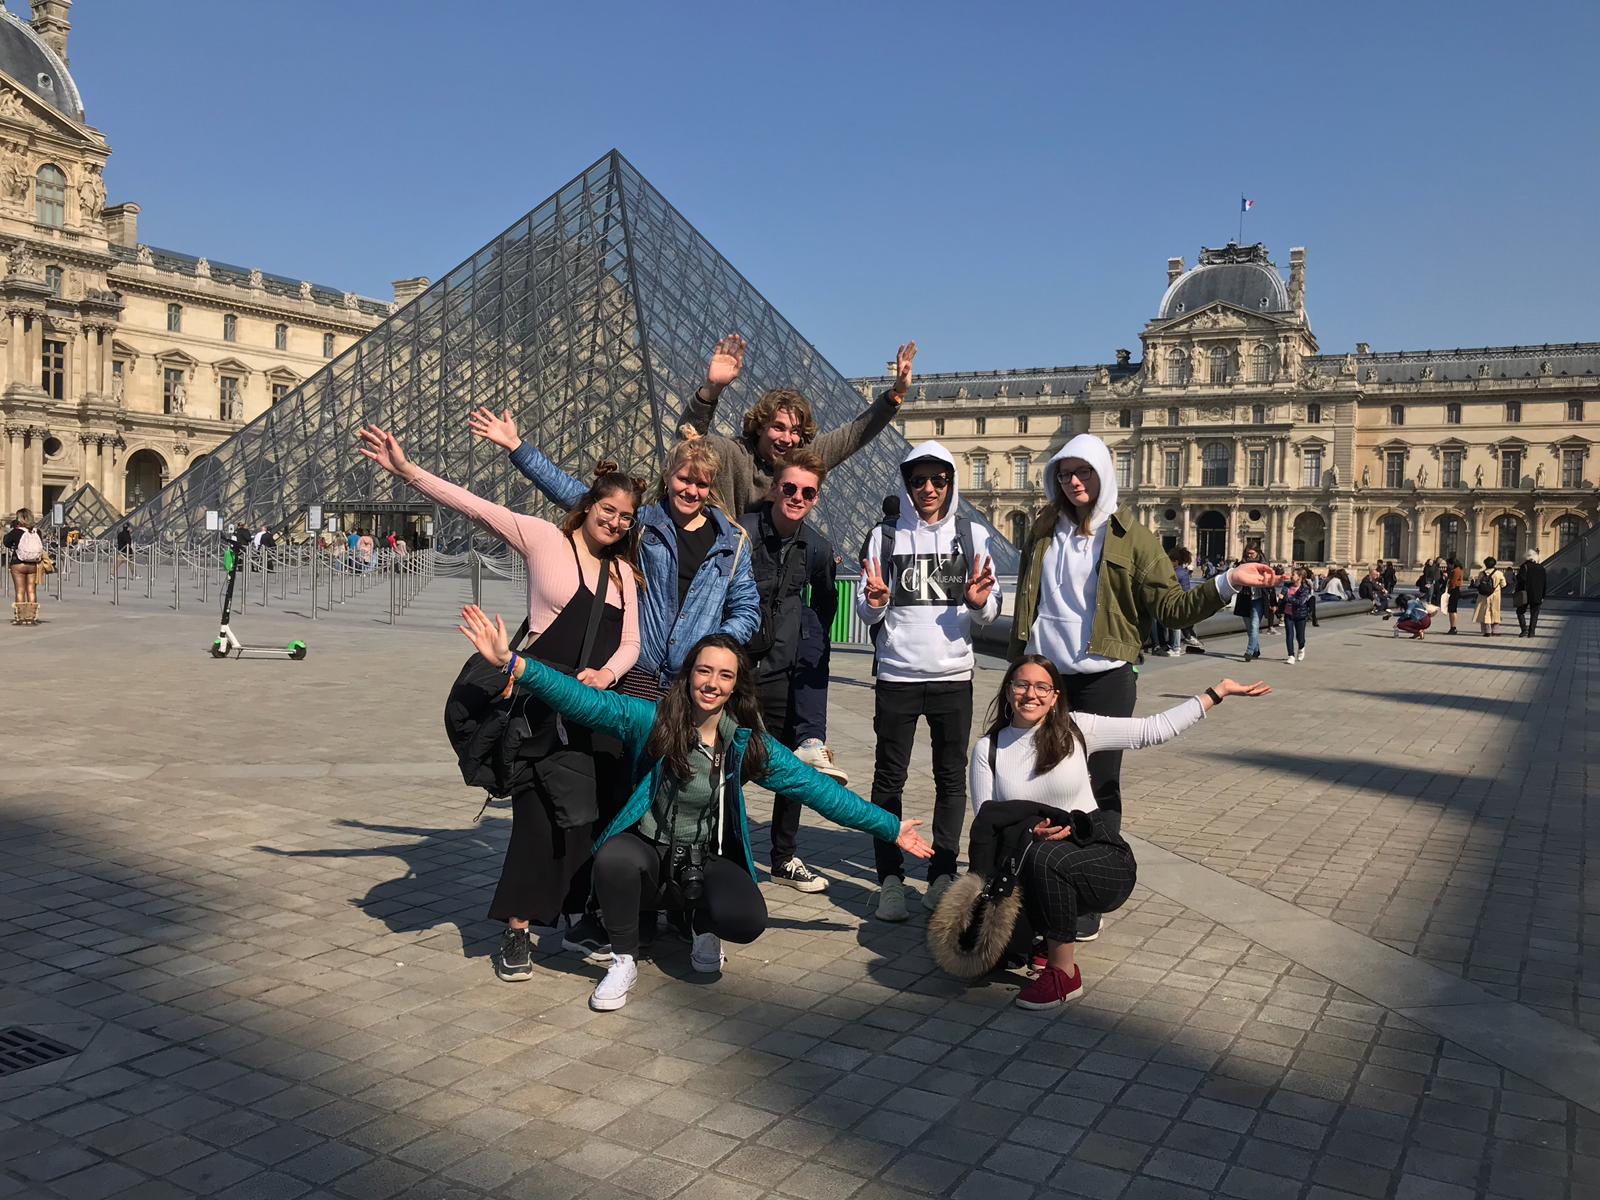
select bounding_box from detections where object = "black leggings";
[1021,839,1137,944]
[592,831,766,956]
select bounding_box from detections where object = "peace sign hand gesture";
[964,554,995,610]
[705,333,746,396]
[891,341,918,399]
[860,557,890,609]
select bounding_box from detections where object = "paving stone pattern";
[1,585,1595,1198]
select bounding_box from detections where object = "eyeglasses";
[1008,681,1057,696]
[593,505,636,527]
[1056,464,1097,481]
[779,481,818,501]
[908,473,951,491]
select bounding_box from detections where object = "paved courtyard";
[2,577,1597,1200]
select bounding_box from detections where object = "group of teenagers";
[360,336,1279,1013]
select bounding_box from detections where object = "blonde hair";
[655,439,728,513]
[13,508,33,529]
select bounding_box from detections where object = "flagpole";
[1238,195,1244,244]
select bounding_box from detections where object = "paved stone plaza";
[2,580,1597,1199]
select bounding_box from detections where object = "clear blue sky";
[63,1,1599,376]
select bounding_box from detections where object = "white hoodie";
[857,441,1002,682]
[1027,433,1235,673]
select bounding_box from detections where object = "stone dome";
[0,6,83,123]
[1159,251,1289,320]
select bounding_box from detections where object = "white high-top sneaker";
[589,954,637,1011]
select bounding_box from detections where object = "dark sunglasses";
[908,473,951,491]
[779,481,818,501]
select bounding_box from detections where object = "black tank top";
[525,537,624,673]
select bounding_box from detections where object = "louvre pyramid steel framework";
[119,150,1014,567]
[56,482,119,533]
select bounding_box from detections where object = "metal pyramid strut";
[118,150,1013,566]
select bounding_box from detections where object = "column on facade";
[1,427,16,511]
[6,311,22,383]
[22,429,43,514]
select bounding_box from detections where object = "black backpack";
[1475,570,1497,597]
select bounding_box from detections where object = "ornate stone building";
[0,3,409,521]
[867,243,1598,568]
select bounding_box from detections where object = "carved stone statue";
[7,241,38,279]
[298,280,314,301]
[1360,465,1370,488]
[1421,364,1435,382]
[248,267,264,290]
[170,379,186,413]
[136,244,154,266]
[194,257,211,280]
[1342,353,1357,376]
[0,159,26,201]
[343,291,359,310]
[1474,464,1484,487]
[1535,463,1545,488]
[1416,464,1428,488]
[77,170,104,218]
[111,372,124,403]
[1095,365,1111,386]
[0,89,27,122]
[1540,360,1553,377]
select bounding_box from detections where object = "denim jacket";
[507,441,760,690]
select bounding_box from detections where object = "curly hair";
[742,389,817,447]
[980,655,1084,775]
[561,462,646,587]
[645,635,769,784]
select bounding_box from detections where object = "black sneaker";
[561,913,613,964]
[496,926,534,982]
[1075,912,1102,942]
[771,858,829,893]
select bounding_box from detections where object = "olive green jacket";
[1008,506,1228,664]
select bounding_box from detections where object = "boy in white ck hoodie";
[858,441,1000,921]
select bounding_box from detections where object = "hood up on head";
[1043,434,1119,533]
[898,440,961,529]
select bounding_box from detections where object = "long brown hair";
[982,655,1084,774]
[561,461,645,586]
[644,635,769,783]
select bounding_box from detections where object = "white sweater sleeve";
[1075,697,1206,754]
[968,735,995,814]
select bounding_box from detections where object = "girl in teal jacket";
[459,606,933,1012]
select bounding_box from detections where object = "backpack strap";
[955,516,977,575]
[987,731,999,779]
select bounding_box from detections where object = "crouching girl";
[458,607,932,1011]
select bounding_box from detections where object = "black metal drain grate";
[0,1027,78,1077]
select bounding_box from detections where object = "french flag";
[1241,196,1256,212]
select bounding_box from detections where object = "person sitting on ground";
[456,610,934,1012]
[964,655,1269,1008]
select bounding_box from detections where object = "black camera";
[669,843,706,904]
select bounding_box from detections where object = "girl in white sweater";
[968,655,1269,1008]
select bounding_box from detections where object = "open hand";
[1215,678,1272,698]
[705,333,745,394]
[1229,561,1282,590]
[356,425,415,480]
[891,341,917,399]
[896,819,933,859]
[459,604,512,668]
[468,406,522,452]
[1031,818,1073,843]
[860,557,890,609]
[964,554,995,610]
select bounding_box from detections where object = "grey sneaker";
[772,857,829,893]
[876,876,909,922]
[924,873,956,912]
[795,738,848,785]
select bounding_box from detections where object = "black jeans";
[1060,665,1137,813]
[592,831,766,957]
[757,674,804,869]
[869,679,972,883]
[1517,602,1542,635]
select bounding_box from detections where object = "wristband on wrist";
[504,651,519,678]
[1205,687,1223,706]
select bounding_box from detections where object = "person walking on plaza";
[5,508,44,625]
[1472,556,1507,636]
[357,425,642,983]
[457,611,933,1011]
[857,441,1001,921]
[114,523,137,579]
[1232,546,1272,660]
[736,448,840,894]
[1279,566,1315,663]
[1443,555,1465,633]
[1515,549,1547,637]
[1006,433,1278,939]
[960,655,1270,1007]
[1154,546,1204,656]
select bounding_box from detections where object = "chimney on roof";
[31,0,71,64]
[1167,257,1185,285]
[102,202,138,248]
[391,277,430,307]
[1115,349,1131,366]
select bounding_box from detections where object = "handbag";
[1513,589,1528,607]
[38,551,55,575]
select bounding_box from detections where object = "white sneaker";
[690,931,725,973]
[589,953,637,1011]
[876,876,909,922]
[1285,655,1296,664]
[1297,649,1306,661]
[795,739,848,785]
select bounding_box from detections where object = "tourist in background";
[5,508,43,625]
[1471,556,1507,636]
[1394,593,1434,640]
[1444,556,1465,633]
[1231,546,1272,661]
[1279,566,1315,663]
[1515,550,1547,637]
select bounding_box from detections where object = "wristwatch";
[1205,687,1223,705]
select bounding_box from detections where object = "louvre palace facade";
[0,2,409,523]
[864,243,1599,569]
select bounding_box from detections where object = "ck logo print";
[889,551,969,607]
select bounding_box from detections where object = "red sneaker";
[1015,964,1083,1009]
[1029,949,1048,973]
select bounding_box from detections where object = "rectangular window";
[1163,450,1181,487]
[1251,404,1265,425]
[274,323,288,351]
[1248,449,1266,487]
[1115,451,1133,489]
[1302,449,1322,488]
[1012,455,1029,489]
[163,367,185,414]
[271,382,290,406]
[1118,408,1132,429]
[1016,415,1029,434]
[974,416,986,435]
[1389,405,1405,426]
[1442,450,1462,488]
[934,418,945,437]
[971,457,988,489]
[323,332,335,358]
[1446,402,1461,424]
[1307,402,1321,424]
[1505,401,1522,423]
[167,303,182,332]
[40,338,65,399]
[1500,449,1521,488]
[1386,451,1405,489]
[1568,399,1584,422]
[1167,406,1180,427]
[1562,448,1584,488]
[223,313,238,342]
[44,265,62,296]
[219,376,241,421]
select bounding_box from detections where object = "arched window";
[1436,515,1462,559]
[34,164,65,226]
[274,323,288,351]
[166,303,182,332]
[1251,344,1274,383]
[223,314,238,342]
[1494,515,1521,563]
[1167,348,1190,386]
[1209,346,1232,385]
[1554,515,1583,549]
[1008,512,1029,547]
[1380,515,1404,561]
[1201,443,1230,487]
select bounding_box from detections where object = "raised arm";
[811,342,916,471]
[468,406,588,510]
[685,334,747,434]
[1075,679,1270,755]
[757,737,930,858]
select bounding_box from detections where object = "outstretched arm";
[1075,679,1270,754]
[756,737,931,857]
[468,407,587,511]
[811,342,917,471]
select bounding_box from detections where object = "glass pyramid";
[119,151,1015,568]
[56,482,119,534]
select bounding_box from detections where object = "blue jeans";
[1284,615,1307,656]
[1244,597,1267,655]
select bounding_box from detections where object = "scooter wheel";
[288,641,308,660]
[209,640,229,659]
